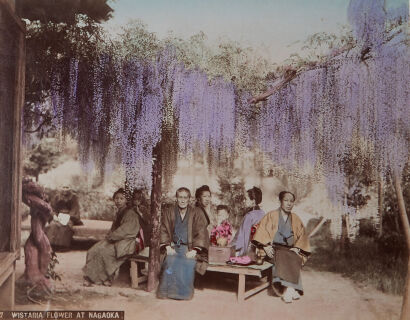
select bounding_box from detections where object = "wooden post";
[393,171,410,320]
[147,142,162,292]
[0,0,24,310]
[308,216,327,238]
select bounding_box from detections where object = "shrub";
[307,234,407,295]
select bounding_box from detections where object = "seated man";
[45,185,82,249]
[158,187,209,300]
[252,191,311,303]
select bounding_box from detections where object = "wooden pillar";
[0,0,25,310]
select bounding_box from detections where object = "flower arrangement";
[210,220,233,246]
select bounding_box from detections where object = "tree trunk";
[22,179,53,292]
[377,176,384,237]
[147,142,162,292]
[393,171,410,320]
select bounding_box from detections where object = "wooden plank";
[0,252,15,275]
[10,22,24,254]
[0,264,15,309]
[0,263,13,290]
[237,274,245,302]
[0,0,24,253]
[0,7,14,251]
[207,265,263,277]
[244,276,270,299]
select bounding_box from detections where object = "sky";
[104,0,407,64]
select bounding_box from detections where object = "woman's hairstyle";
[132,188,149,206]
[278,191,296,201]
[195,185,211,200]
[132,188,145,198]
[247,187,262,206]
[176,187,191,198]
[113,188,126,200]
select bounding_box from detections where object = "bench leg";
[130,260,139,289]
[238,274,245,303]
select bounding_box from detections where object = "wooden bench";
[129,248,150,289]
[207,261,273,302]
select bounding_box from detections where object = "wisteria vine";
[47,0,409,204]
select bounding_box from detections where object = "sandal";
[83,278,93,287]
[103,280,112,287]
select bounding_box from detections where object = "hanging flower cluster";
[46,0,408,205]
[253,27,409,204]
[49,47,237,189]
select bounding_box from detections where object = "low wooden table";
[207,261,273,302]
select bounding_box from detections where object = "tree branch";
[24,119,50,133]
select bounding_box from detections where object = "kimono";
[232,209,265,256]
[45,192,82,248]
[201,205,218,233]
[83,207,141,284]
[158,204,209,300]
[252,208,310,294]
[134,205,151,247]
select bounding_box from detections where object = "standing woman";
[83,188,142,287]
[232,187,265,257]
[195,185,216,231]
[252,191,310,303]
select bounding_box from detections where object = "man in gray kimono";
[158,187,209,300]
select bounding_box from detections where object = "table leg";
[238,274,245,302]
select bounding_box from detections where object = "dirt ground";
[14,249,402,320]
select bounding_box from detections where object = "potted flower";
[209,220,234,263]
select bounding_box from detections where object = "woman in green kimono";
[83,188,142,287]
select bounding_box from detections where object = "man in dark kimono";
[45,186,82,249]
[158,187,209,300]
